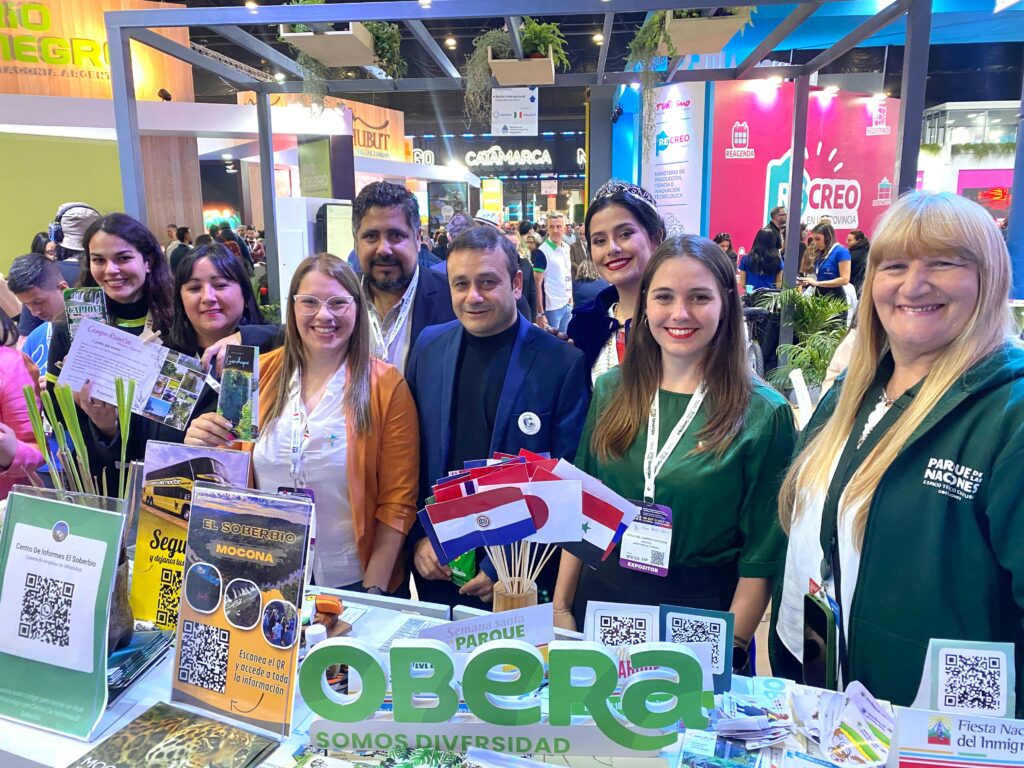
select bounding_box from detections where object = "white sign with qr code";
[665,611,727,674]
[914,638,1016,719]
[0,522,106,673]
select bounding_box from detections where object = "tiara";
[593,179,658,213]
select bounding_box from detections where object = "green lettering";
[21,3,48,31]
[390,640,459,723]
[0,34,11,60]
[300,640,386,722]
[12,35,35,62]
[454,635,467,651]
[352,733,373,750]
[621,644,709,730]
[463,641,543,726]
[38,36,68,65]
[70,38,101,67]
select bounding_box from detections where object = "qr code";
[598,614,650,646]
[178,619,229,693]
[650,550,666,566]
[940,650,1005,714]
[18,573,74,646]
[156,567,182,626]
[669,615,725,672]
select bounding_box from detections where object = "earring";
[642,316,650,327]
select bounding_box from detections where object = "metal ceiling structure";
[104,0,944,303]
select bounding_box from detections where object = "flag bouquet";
[417,450,640,605]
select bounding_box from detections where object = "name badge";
[518,411,541,436]
[619,500,672,577]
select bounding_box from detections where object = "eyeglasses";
[292,294,355,315]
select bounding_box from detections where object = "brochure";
[65,701,277,768]
[170,482,313,738]
[890,707,1024,768]
[63,287,107,340]
[217,344,259,440]
[130,441,251,629]
[0,487,124,740]
[57,318,207,431]
[106,629,174,704]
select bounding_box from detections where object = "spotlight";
[823,85,839,94]
[767,76,783,85]
[244,0,258,8]
[444,37,456,49]
[157,88,172,101]
[592,33,604,44]
[274,72,286,82]
[221,153,233,159]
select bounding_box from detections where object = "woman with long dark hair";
[186,254,420,594]
[846,229,870,295]
[567,179,666,382]
[799,221,852,299]
[553,236,795,671]
[739,228,784,290]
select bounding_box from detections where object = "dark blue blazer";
[406,314,590,508]
[410,265,457,348]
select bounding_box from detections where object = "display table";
[0,594,450,768]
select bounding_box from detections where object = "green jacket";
[771,342,1024,710]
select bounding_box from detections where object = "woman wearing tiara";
[566,180,667,384]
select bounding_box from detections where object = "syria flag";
[562,492,625,567]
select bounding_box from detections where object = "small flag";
[424,487,537,562]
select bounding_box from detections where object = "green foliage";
[238,399,255,441]
[464,28,514,123]
[919,142,942,155]
[627,11,671,164]
[757,288,850,390]
[286,0,325,33]
[260,303,281,324]
[951,142,1017,159]
[365,21,408,79]
[520,17,570,70]
[296,51,330,114]
[672,7,745,18]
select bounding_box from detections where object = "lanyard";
[643,381,706,501]
[367,267,419,361]
[289,400,308,487]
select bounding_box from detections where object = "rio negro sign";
[301,639,713,756]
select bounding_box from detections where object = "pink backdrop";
[708,81,900,253]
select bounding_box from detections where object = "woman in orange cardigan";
[186,253,420,595]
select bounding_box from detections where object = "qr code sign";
[18,573,74,647]
[178,619,229,693]
[938,649,1007,715]
[669,614,725,673]
[156,567,182,627]
[598,614,651,646]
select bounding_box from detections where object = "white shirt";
[253,364,363,588]
[364,268,418,374]
[538,239,572,311]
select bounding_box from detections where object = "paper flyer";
[217,344,259,440]
[66,702,277,768]
[63,287,106,340]
[0,487,124,740]
[57,318,207,431]
[171,482,312,737]
[419,603,554,655]
[891,708,1024,768]
[130,441,251,629]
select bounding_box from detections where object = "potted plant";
[758,288,850,397]
[488,17,567,87]
[662,7,753,56]
[464,28,513,122]
[627,11,671,162]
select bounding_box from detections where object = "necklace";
[879,387,897,407]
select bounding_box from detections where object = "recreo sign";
[302,638,713,756]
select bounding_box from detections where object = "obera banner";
[708,80,899,252]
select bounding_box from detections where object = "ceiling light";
[967,113,978,118]
[767,76,783,85]
[444,37,456,49]
[991,118,1001,124]
[592,33,604,44]
[244,0,257,8]
[221,153,233,159]
[823,85,839,94]
[274,72,286,82]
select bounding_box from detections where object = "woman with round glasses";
[187,254,421,595]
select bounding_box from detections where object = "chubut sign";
[301,639,712,756]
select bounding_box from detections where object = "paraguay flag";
[422,487,537,563]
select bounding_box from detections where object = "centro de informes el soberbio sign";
[301,638,714,757]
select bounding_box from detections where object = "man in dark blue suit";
[354,182,456,373]
[405,225,590,609]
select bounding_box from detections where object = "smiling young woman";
[771,191,1024,710]
[553,236,796,673]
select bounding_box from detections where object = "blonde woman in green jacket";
[772,191,1024,711]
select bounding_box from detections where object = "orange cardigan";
[257,349,420,593]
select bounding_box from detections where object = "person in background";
[554,236,796,674]
[518,220,536,254]
[7,254,68,377]
[739,228,784,290]
[507,227,538,318]
[164,223,177,255]
[187,254,420,596]
[567,179,666,383]
[533,213,573,332]
[799,221,851,299]
[218,221,253,274]
[772,191,1024,709]
[418,233,442,268]
[30,232,55,258]
[570,223,589,278]
[714,233,738,265]
[572,257,610,307]
[768,206,788,255]
[168,226,192,272]
[432,232,449,262]
[0,311,44,499]
[846,229,870,295]
[194,233,214,248]
[355,182,456,374]
[406,225,589,608]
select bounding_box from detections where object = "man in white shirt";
[354,181,455,373]
[532,213,573,333]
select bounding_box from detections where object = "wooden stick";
[529,543,557,584]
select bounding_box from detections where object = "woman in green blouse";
[553,235,795,668]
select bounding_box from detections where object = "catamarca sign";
[301,639,713,756]
[465,145,553,168]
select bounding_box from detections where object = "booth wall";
[0,133,123,272]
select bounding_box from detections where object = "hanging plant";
[464,28,514,123]
[296,50,331,114]
[520,17,570,70]
[627,11,673,163]
[951,142,1017,159]
[365,21,408,79]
